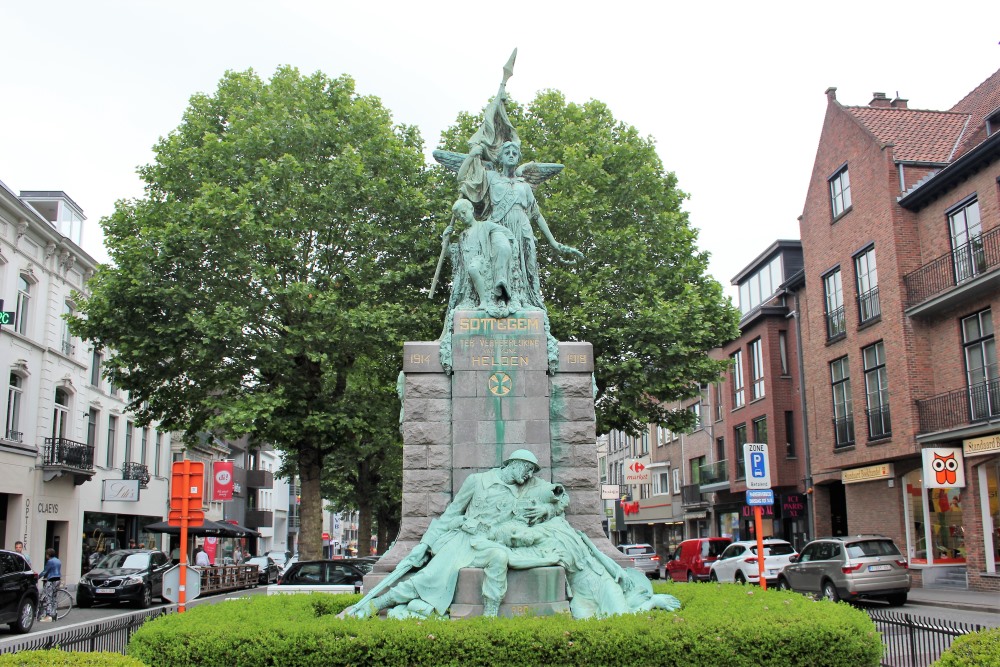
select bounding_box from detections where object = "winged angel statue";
[433,51,583,371]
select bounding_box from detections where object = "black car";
[77,549,172,608]
[245,555,280,584]
[0,549,38,633]
[270,559,366,594]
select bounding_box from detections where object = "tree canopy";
[435,91,739,435]
[70,66,441,559]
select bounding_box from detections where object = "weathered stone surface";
[500,397,549,421]
[403,446,428,470]
[550,421,595,446]
[406,373,451,398]
[402,422,451,446]
[524,371,551,397]
[427,445,451,469]
[403,341,445,373]
[403,468,451,493]
[405,398,452,422]
[452,443,503,470]
[428,492,452,515]
[550,374,593,398]
[562,490,602,515]
[557,341,594,372]
[402,492,428,517]
[524,419,550,445]
[551,443,597,468]
[453,567,567,604]
[550,397,596,423]
[451,372,480,398]
[551,467,599,489]
[453,396,498,420]
[395,519,431,541]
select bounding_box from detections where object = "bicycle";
[38,580,73,621]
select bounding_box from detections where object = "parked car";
[708,539,797,585]
[268,559,366,595]
[76,549,172,608]
[617,543,660,579]
[245,555,280,585]
[777,535,910,606]
[266,551,291,572]
[666,537,732,582]
[0,549,39,633]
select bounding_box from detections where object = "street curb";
[908,598,1000,615]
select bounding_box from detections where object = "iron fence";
[903,226,1000,308]
[916,379,1000,434]
[864,607,984,667]
[0,607,172,656]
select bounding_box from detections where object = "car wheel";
[886,593,907,607]
[734,572,746,585]
[709,571,719,582]
[822,580,840,602]
[777,576,791,591]
[686,571,695,583]
[135,585,152,609]
[9,596,35,634]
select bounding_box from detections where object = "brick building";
[798,69,1000,591]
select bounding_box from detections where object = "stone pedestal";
[450,567,569,618]
[369,308,627,606]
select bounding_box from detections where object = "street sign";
[601,484,620,500]
[743,443,771,489]
[0,299,14,328]
[746,489,774,506]
[624,458,650,484]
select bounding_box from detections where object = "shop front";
[82,511,165,574]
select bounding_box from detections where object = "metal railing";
[122,461,151,488]
[697,459,728,486]
[864,607,984,667]
[680,484,708,508]
[0,607,171,655]
[903,226,1000,308]
[42,437,95,469]
[4,429,22,442]
[916,379,1000,434]
[60,339,75,356]
[833,415,856,448]
[826,305,846,339]
[866,405,892,440]
[858,286,881,323]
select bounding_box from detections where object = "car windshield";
[703,541,729,558]
[846,540,901,558]
[624,546,653,555]
[246,557,268,566]
[752,543,796,556]
[97,553,150,569]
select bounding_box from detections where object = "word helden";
[457,317,541,333]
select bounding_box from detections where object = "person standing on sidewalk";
[14,541,31,569]
[38,548,61,622]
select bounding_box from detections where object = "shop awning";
[143,519,260,538]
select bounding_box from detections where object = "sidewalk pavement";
[907,586,1000,615]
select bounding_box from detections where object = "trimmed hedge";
[127,582,881,666]
[0,650,145,666]
[933,626,1000,666]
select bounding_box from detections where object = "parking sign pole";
[754,506,766,591]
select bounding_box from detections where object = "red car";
[666,538,731,582]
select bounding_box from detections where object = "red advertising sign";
[212,460,235,501]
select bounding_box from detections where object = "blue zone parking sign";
[746,489,774,506]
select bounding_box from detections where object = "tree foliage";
[436,91,739,434]
[70,67,441,559]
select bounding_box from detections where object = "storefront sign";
[963,433,1000,457]
[842,463,894,484]
[741,504,774,518]
[601,484,620,500]
[102,479,140,501]
[212,461,235,501]
[781,493,806,518]
[624,459,650,484]
[922,447,965,488]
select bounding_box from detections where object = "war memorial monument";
[346,52,679,621]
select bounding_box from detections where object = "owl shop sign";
[921,447,966,489]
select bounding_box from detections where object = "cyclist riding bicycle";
[38,548,62,622]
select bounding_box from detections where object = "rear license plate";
[868,564,891,572]
[95,588,116,594]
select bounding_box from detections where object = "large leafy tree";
[70,67,440,559]
[436,92,739,434]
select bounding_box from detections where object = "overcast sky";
[2,1,997,300]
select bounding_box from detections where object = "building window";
[90,351,103,388]
[124,420,134,463]
[831,356,854,447]
[716,436,726,462]
[824,269,846,339]
[785,411,796,458]
[85,408,98,450]
[60,301,75,356]
[690,456,706,485]
[5,374,23,442]
[752,416,768,445]
[641,430,649,454]
[714,382,724,421]
[14,275,31,336]
[949,198,983,283]
[655,471,670,495]
[863,341,891,440]
[734,423,747,479]
[52,388,70,441]
[855,246,880,323]
[778,331,789,376]
[672,468,681,494]
[738,255,784,316]
[732,350,745,408]
[962,308,998,421]
[106,415,118,468]
[689,402,703,431]
[155,432,162,476]
[750,338,765,400]
[829,165,852,218]
[141,427,149,465]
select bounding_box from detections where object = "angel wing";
[516,161,564,187]
[432,149,467,174]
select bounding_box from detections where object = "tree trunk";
[297,444,324,561]
[356,458,373,557]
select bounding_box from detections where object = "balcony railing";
[858,286,881,323]
[43,437,95,469]
[246,469,274,489]
[826,305,846,340]
[681,484,708,508]
[122,461,151,488]
[833,415,855,448]
[288,515,301,529]
[245,509,274,529]
[4,429,23,443]
[866,405,892,440]
[903,226,1000,308]
[60,339,75,356]
[917,379,1000,434]
[698,459,728,488]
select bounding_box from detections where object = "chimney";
[890,95,908,109]
[870,92,891,108]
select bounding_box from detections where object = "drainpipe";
[791,291,816,544]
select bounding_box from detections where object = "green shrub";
[127,583,882,666]
[933,626,1000,666]
[0,649,145,666]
